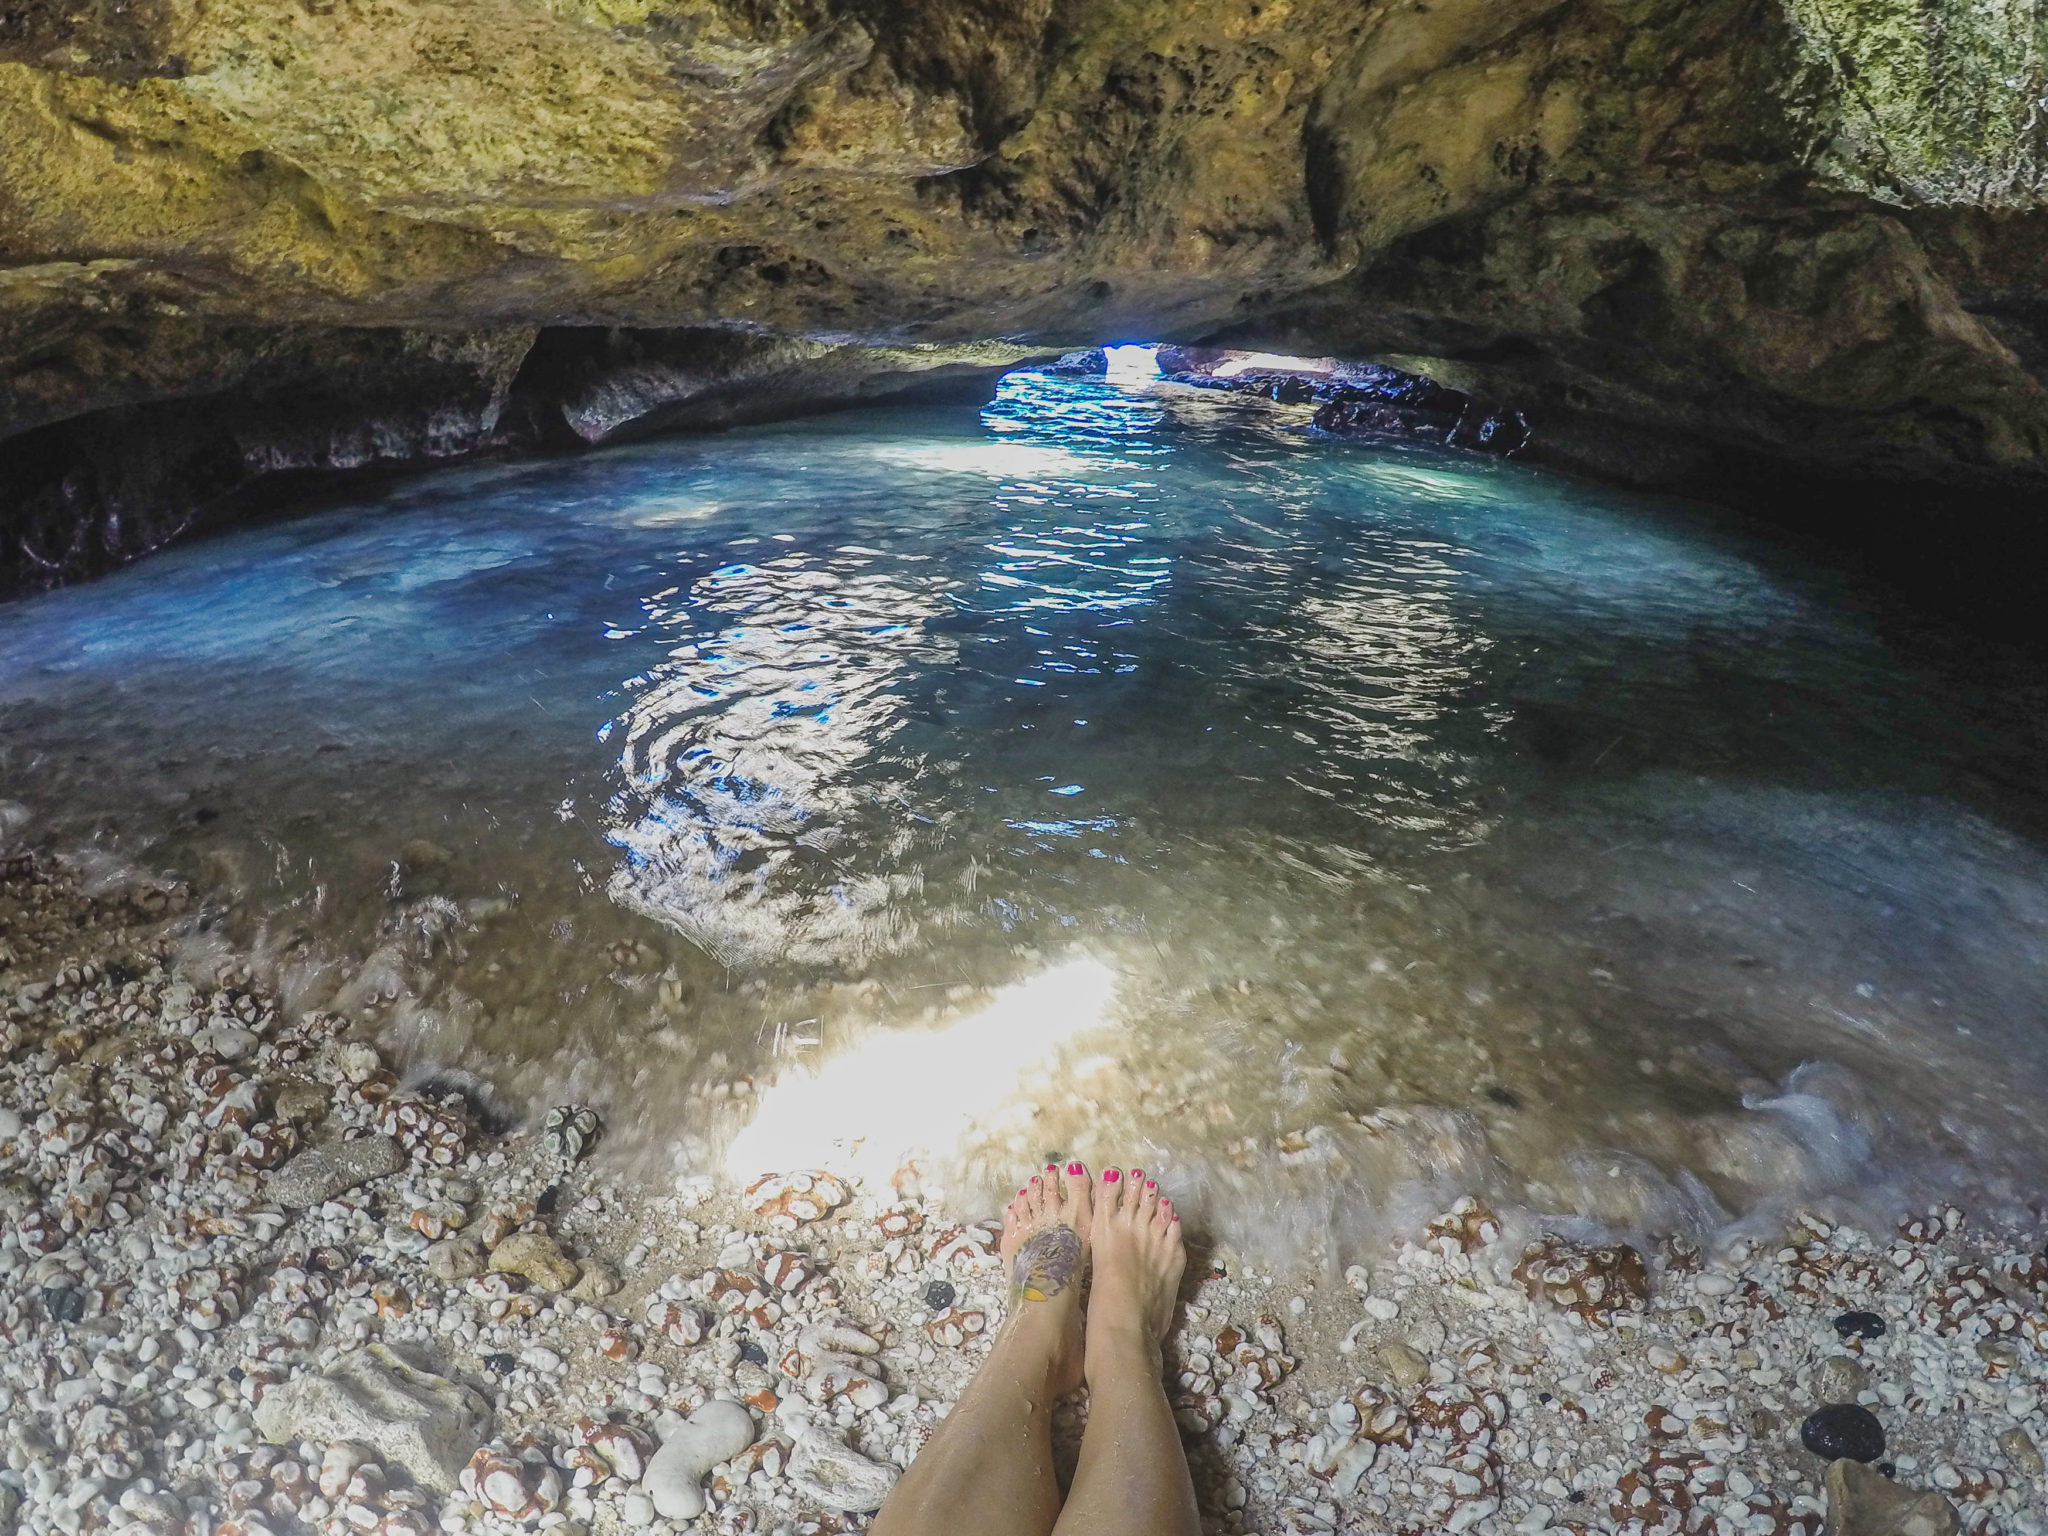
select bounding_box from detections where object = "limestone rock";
[1379,1341,1429,1391]
[568,1261,621,1302]
[252,1343,491,1493]
[424,1238,486,1285]
[1823,1459,1960,1536]
[488,1231,580,1292]
[268,1135,405,1209]
[787,1425,899,1513]
[271,1077,334,1128]
[1999,1427,2044,1480]
[5,0,2048,602]
[1815,1355,1872,1404]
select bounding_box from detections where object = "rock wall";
[3,0,2046,590]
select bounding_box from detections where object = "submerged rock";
[268,1134,406,1209]
[1379,1341,1429,1390]
[569,1260,621,1301]
[488,1230,580,1292]
[424,1237,486,1284]
[1998,1427,2044,1479]
[1822,1458,1959,1536]
[1803,1404,1887,1463]
[252,1343,491,1492]
[1815,1355,1872,1403]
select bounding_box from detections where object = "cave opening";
[3,329,2047,1536]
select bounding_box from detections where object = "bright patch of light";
[1103,345,1161,386]
[723,957,1121,1183]
[870,443,1095,478]
[626,500,724,527]
[1212,351,1332,378]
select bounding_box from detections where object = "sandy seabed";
[1,851,2045,1536]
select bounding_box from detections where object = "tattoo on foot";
[1011,1226,1082,1304]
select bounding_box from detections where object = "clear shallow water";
[4,370,2048,1259]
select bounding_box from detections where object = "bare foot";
[996,1160,1093,1396]
[1085,1166,1185,1376]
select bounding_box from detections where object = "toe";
[1061,1160,1093,1229]
[1099,1165,1126,1217]
[1133,1176,1159,1223]
[1044,1163,1067,1214]
[1124,1168,1148,1218]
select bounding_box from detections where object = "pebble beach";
[3,850,2046,1536]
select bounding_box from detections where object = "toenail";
[1131,1168,1143,1178]
[1065,1162,1082,1175]
[1104,1169,1120,1183]
[1147,1180,1157,1189]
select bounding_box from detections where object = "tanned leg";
[869,1160,1093,1536]
[1053,1167,1199,1536]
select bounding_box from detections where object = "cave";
[3,0,2048,1531]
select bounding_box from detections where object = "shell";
[540,1104,601,1164]
[1511,1236,1651,1325]
[745,1170,852,1230]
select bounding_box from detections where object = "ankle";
[1084,1319,1163,1371]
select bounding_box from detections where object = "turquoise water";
[3,369,2046,1254]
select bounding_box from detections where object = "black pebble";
[739,1339,769,1367]
[1802,1404,1886,1463]
[41,1285,83,1324]
[1833,1311,1887,1341]
[1880,1464,1898,1479]
[1538,1392,1554,1404]
[536,1183,560,1216]
[924,1281,958,1313]
[1567,1492,1585,1505]
[483,1352,517,1376]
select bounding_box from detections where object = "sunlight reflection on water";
[2,366,2046,1255]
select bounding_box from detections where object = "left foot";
[1084,1165,1186,1380]
[995,1161,1093,1396]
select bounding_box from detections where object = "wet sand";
[3,853,2044,1536]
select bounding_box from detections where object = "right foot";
[1085,1166,1186,1375]
[996,1160,1093,1396]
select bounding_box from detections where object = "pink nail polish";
[1065,1162,1082,1175]
[1104,1169,1120,1183]
[1146,1180,1157,1189]
[1131,1168,1144,1179]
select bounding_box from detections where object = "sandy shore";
[1,850,2045,1536]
